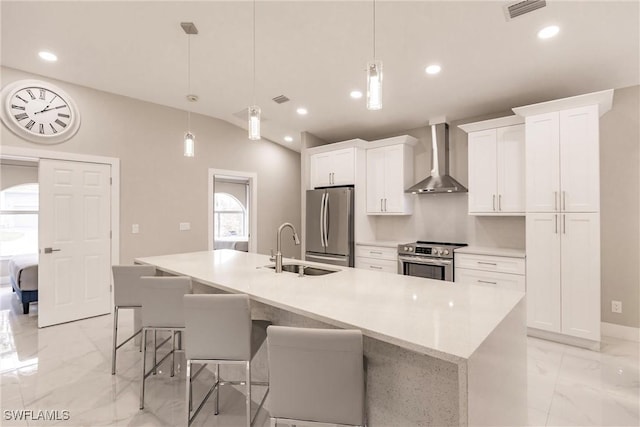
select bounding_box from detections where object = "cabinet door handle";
[554,214,558,234]
[477,261,497,266]
[370,265,383,270]
[554,191,558,211]
[478,280,497,285]
[562,191,566,211]
[499,194,502,211]
[380,199,383,212]
[492,194,496,211]
[562,214,566,234]
[369,251,383,255]
[44,247,61,254]
[384,198,387,212]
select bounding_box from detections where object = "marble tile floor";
[0,285,638,427]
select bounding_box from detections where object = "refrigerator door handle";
[320,192,326,247]
[324,193,330,248]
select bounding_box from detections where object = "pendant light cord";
[252,0,256,106]
[373,0,376,60]
[187,33,192,130]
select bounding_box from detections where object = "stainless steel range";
[398,241,467,282]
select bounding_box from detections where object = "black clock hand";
[34,95,58,114]
[34,105,67,115]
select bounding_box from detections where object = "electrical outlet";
[132,224,139,234]
[179,222,191,231]
[611,300,622,314]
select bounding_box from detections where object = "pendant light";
[181,22,198,157]
[248,0,261,140]
[366,0,382,110]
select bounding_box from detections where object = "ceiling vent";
[505,0,546,20]
[272,95,290,104]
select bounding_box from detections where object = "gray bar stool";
[111,265,156,375]
[183,294,270,427]
[267,326,366,427]
[139,276,192,410]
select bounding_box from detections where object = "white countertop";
[356,241,403,248]
[455,246,526,258]
[135,250,525,364]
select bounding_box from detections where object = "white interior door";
[39,159,112,327]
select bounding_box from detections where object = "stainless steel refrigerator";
[305,186,354,267]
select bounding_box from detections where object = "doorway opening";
[208,169,257,253]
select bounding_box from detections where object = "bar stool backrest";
[112,265,156,307]
[183,294,252,361]
[267,325,365,426]
[140,276,192,328]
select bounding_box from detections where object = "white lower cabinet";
[526,213,600,341]
[355,244,398,274]
[455,253,525,292]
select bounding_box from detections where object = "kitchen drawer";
[355,256,398,274]
[355,245,397,261]
[455,253,525,275]
[455,268,525,292]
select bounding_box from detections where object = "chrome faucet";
[274,222,301,273]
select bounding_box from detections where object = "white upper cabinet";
[524,105,600,213]
[461,117,525,215]
[310,147,355,188]
[366,138,414,215]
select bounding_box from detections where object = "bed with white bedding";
[9,253,38,314]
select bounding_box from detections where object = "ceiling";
[2,1,638,152]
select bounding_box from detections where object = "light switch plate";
[179,222,191,231]
[132,224,139,234]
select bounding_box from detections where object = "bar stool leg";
[246,361,251,427]
[153,330,157,375]
[185,359,192,426]
[171,330,176,377]
[140,328,147,410]
[214,364,220,415]
[111,306,119,375]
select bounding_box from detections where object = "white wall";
[1,66,301,263]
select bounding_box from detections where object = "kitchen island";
[135,250,527,426]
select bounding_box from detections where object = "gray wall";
[369,86,640,329]
[1,162,38,190]
[0,66,301,263]
[600,85,639,328]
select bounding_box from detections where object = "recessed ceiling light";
[425,64,441,75]
[284,136,293,142]
[38,51,58,62]
[350,90,363,99]
[296,107,308,115]
[538,25,560,39]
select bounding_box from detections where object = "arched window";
[214,193,247,238]
[0,183,39,256]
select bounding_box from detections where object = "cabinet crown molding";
[458,116,524,133]
[367,134,417,149]
[512,89,613,118]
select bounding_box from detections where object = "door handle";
[562,214,566,234]
[380,198,383,212]
[492,194,496,211]
[384,198,387,212]
[554,191,558,211]
[44,247,61,254]
[498,194,502,211]
[562,191,566,211]
[554,214,558,234]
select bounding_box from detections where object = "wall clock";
[0,79,81,144]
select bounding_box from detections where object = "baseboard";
[527,327,601,351]
[601,322,640,342]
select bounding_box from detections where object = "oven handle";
[398,256,452,266]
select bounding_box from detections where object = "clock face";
[0,79,81,144]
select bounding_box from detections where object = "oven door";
[398,255,453,282]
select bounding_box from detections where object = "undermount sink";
[265,263,339,276]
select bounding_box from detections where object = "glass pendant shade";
[184,132,195,157]
[366,60,383,110]
[248,105,261,140]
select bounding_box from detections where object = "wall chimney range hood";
[406,122,468,194]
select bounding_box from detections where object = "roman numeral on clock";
[55,119,67,128]
[16,95,28,104]
[14,113,29,121]
[50,124,58,134]
[58,113,70,118]
[39,89,46,100]
[11,104,26,110]
[26,89,36,100]
[39,123,45,134]
[25,120,35,130]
